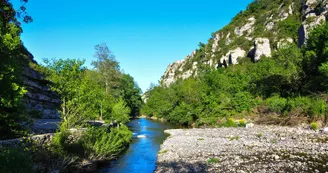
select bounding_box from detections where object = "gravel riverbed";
[155,125,328,173]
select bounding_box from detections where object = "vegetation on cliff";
[143,0,328,128]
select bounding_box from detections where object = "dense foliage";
[0,0,32,139]
[36,43,143,169]
[143,22,328,127]
[0,2,142,172]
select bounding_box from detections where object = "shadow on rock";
[155,160,209,173]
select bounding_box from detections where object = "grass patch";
[197,138,204,141]
[229,136,240,141]
[207,158,220,164]
[158,149,169,155]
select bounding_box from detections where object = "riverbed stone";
[155,125,328,173]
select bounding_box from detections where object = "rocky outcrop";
[225,32,232,45]
[299,0,328,45]
[161,60,183,87]
[160,0,328,87]
[211,33,221,54]
[21,50,61,134]
[254,38,272,61]
[234,17,255,36]
[161,51,197,86]
[220,47,246,67]
[0,133,54,147]
[277,37,294,48]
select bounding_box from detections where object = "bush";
[0,147,33,173]
[52,122,132,160]
[224,118,237,127]
[238,119,246,127]
[82,125,132,159]
[310,122,319,131]
[233,92,255,113]
[266,95,287,114]
[167,102,196,126]
[52,123,72,156]
[287,97,326,119]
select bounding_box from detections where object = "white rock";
[245,123,254,128]
[192,62,198,70]
[299,15,326,45]
[254,38,272,61]
[225,32,231,45]
[277,37,294,48]
[230,48,246,65]
[220,47,246,66]
[289,3,294,15]
[265,22,275,31]
[234,17,256,36]
[212,33,221,53]
[181,70,193,79]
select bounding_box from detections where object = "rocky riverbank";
[155,125,328,173]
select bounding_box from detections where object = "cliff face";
[161,0,328,87]
[20,48,61,133]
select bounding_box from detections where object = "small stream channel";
[99,118,176,173]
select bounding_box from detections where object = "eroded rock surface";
[254,38,272,61]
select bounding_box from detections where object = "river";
[99,118,176,173]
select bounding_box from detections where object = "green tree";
[43,58,87,127]
[92,43,121,97]
[0,0,31,139]
[120,74,143,117]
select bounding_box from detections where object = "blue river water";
[99,118,176,173]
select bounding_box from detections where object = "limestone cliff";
[161,0,328,87]
[20,47,61,133]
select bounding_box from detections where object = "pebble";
[155,125,328,173]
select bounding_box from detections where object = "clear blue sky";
[12,0,253,93]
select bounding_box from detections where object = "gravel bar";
[155,125,328,173]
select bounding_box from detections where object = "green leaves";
[110,99,131,124]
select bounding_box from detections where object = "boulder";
[220,47,246,66]
[254,38,272,61]
[245,123,254,128]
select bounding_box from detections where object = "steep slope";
[19,47,61,133]
[161,0,328,86]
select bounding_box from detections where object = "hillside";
[161,0,326,86]
[142,0,328,127]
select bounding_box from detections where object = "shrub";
[82,125,132,159]
[238,119,246,127]
[0,147,33,173]
[224,118,237,127]
[310,122,319,131]
[233,92,255,113]
[287,97,326,119]
[266,95,287,114]
[52,124,71,156]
